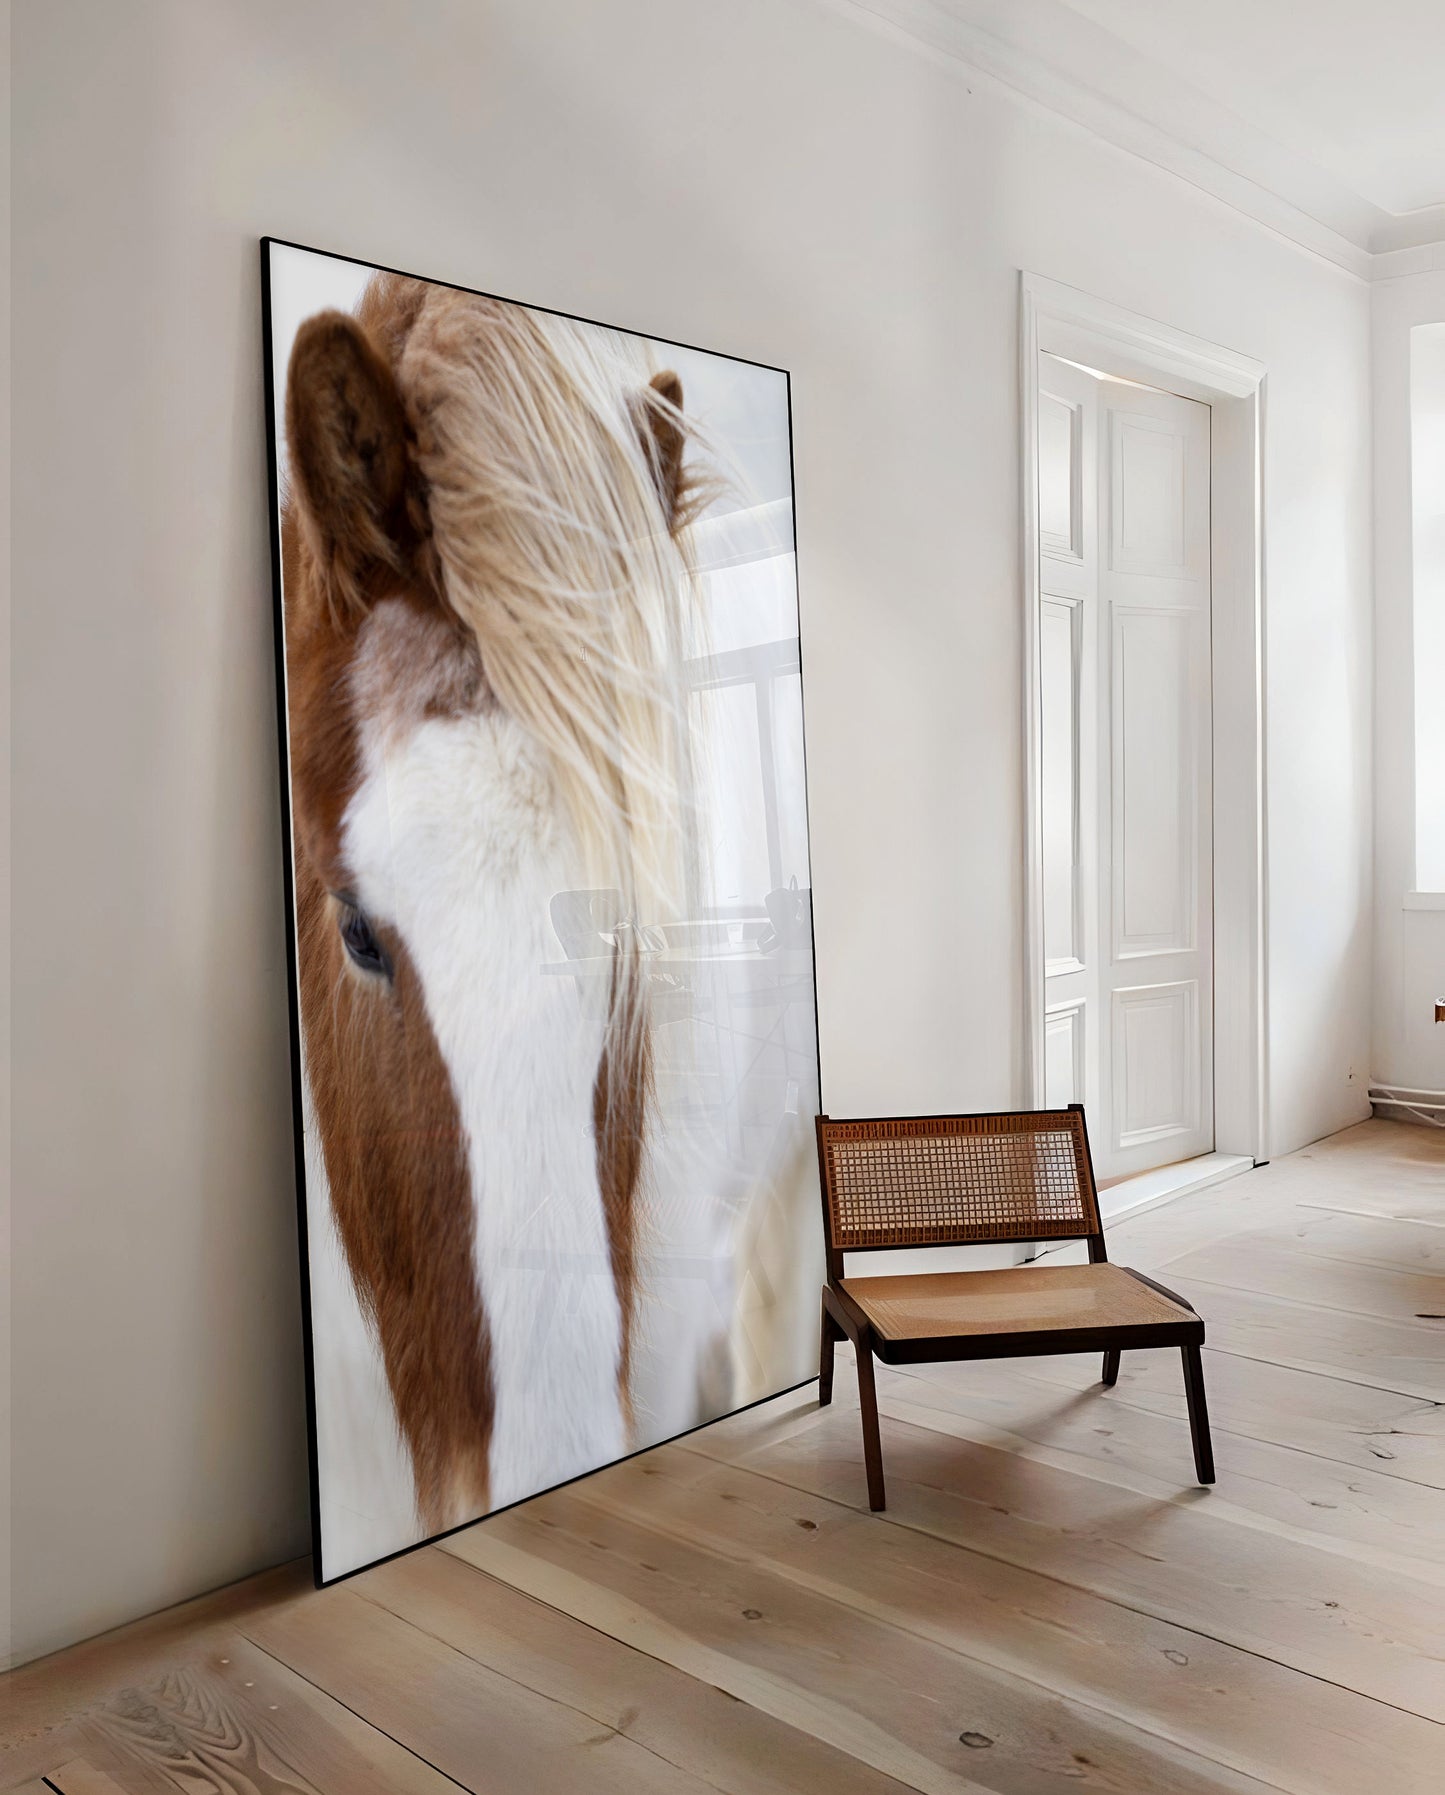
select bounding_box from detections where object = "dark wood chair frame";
[816,1104,1214,1511]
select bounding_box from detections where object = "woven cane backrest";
[816,1110,1101,1252]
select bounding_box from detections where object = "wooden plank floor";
[4,1118,1443,1794]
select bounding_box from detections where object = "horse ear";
[286,311,411,614]
[637,369,686,527]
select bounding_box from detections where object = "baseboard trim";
[1099,1151,1255,1224]
[1022,1150,1255,1263]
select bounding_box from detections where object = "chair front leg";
[854,1330,887,1512]
[1181,1344,1215,1484]
[819,1289,842,1406]
[1101,1349,1121,1386]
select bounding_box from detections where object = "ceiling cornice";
[830,0,1445,283]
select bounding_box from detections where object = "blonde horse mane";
[386,279,710,930]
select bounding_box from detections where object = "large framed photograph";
[261,239,822,1582]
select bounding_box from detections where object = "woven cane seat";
[840,1262,1194,1343]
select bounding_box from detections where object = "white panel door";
[1099,381,1212,1177]
[1036,359,1212,1182]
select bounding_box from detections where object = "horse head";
[281,274,698,1526]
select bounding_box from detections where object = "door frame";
[1019,272,1269,1163]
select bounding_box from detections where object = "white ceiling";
[1062,0,1445,217]
[859,0,1445,269]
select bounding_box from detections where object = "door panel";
[1036,356,1213,1180]
[1112,980,1200,1147]
[1111,606,1201,959]
[1039,391,1085,570]
[1111,417,1189,574]
[1044,999,1086,1109]
[1040,597,1082,969]
[1099,381,1213,1176]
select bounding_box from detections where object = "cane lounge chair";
[815,1106,1214,1510]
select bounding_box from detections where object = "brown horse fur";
[282,275,689,1530]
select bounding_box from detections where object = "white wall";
[9,0,1374,1665]
[1,0,13,1676]
[1413,325,1445,894]
[1372,265,1445,1095]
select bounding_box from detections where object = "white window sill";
[1404,891,1445,911]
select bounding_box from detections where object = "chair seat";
[840,1262,1195,1343]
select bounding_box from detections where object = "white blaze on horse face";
[342,602,626,1510]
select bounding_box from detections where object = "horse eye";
[337,900,391,977]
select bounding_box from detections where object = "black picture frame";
[260,236,824,1586]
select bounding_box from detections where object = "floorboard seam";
[438,1536,979,1795]
[1196,1341,1444,1403]
[805,1360,1445,1493]
[670,1439,1445,1730]
[865,1391,1445,1585]
[1163,1267,1445,1330]
[880,1361,1445,1495]
[1298,1202,1445,1228]
[235,1626,481,1795]
[554,1482,1321,1793]
[346,1566,866,1795]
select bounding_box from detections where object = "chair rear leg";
[854,1333,887,1511]
[1101,1349,1121,1386]
[819,1292,840,1406]
[1181,1344,1215,1484]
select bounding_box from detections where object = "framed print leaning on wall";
[261,238,821,1582]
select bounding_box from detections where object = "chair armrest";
[823,1282,872,1343]
[1119,1265,1199,1316]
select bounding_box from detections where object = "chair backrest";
[815,1107,1104,1278]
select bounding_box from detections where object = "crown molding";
[1372,204,1445,257]
[1371,239,1445,286]
[829,0,1445,284]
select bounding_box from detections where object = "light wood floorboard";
[4,1118,1442,1792]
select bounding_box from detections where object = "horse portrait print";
[263,240,822,1581]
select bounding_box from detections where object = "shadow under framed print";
[261,238,822,1582]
